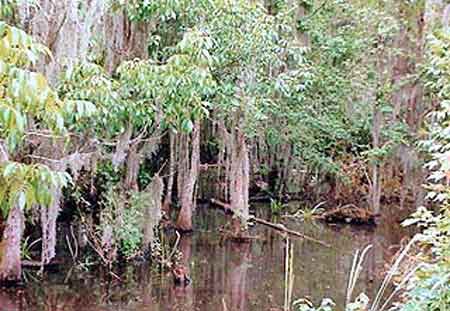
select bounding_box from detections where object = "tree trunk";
[371,107,382,214]
[124,142,140,191]
[163,130,176,212]
[229,126,250,235]
[0,204,25,283]
[0,143,24,283]
[104,8,151,74]
[176,121,201,231]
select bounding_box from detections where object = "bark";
[294,0,309,46]
[18,0,149,81]
[0,204,25,283]
[217,120,232,201]
[112,126,133,168]
[176,121,201,231]
[142,175,163,250]
[229,124,250,235]
[0,142,24,283]
[124,142,140,191]
[276,141,292,198]
[36,150,95,267]
[215,112,250,235]
[104,9,151,74]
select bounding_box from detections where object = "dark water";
[0,204,411,311]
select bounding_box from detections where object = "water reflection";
[1,204,411,311]
[169,235,194,311]
[225,243,251,311]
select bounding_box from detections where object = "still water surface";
[0,204,411,311]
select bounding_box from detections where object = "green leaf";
[3,161,16,177]
[17,191,26,210]
[181,119,194,133]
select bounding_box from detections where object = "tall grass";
[290,238,422,311]
[346,244,373,305]
[285,237,295,311]
[346,237,421,311]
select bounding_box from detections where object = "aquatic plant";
[289,201,327,222]
[271,199,287,215]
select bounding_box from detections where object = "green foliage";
[292,203,325,222]
[0,0,39,20]
[99,185,157,259]
[105,0,408,180]
[117,0,194,22]
[99,186,140,258]
[60,27,214,138]
[0,162,71,216]
[0,22,68,149]
[117,28,215,132]
[0,0,15,19]
[396,28,450,311]
[58,62,121,137]
[20,236,40,261]
[400,207,450,311]
[269,199,286,215]
[291,0,406,172]
[118,192,147,258]
[0,23,81,217]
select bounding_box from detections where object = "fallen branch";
[252,217,330,247]
[210,199,330,247]
[22,259,61,267]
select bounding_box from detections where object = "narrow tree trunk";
[217,120,231,202]
[163,131,176,212]
[371,108,382,214]
[176,121,201,231]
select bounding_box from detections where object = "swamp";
[0,0,449,310]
